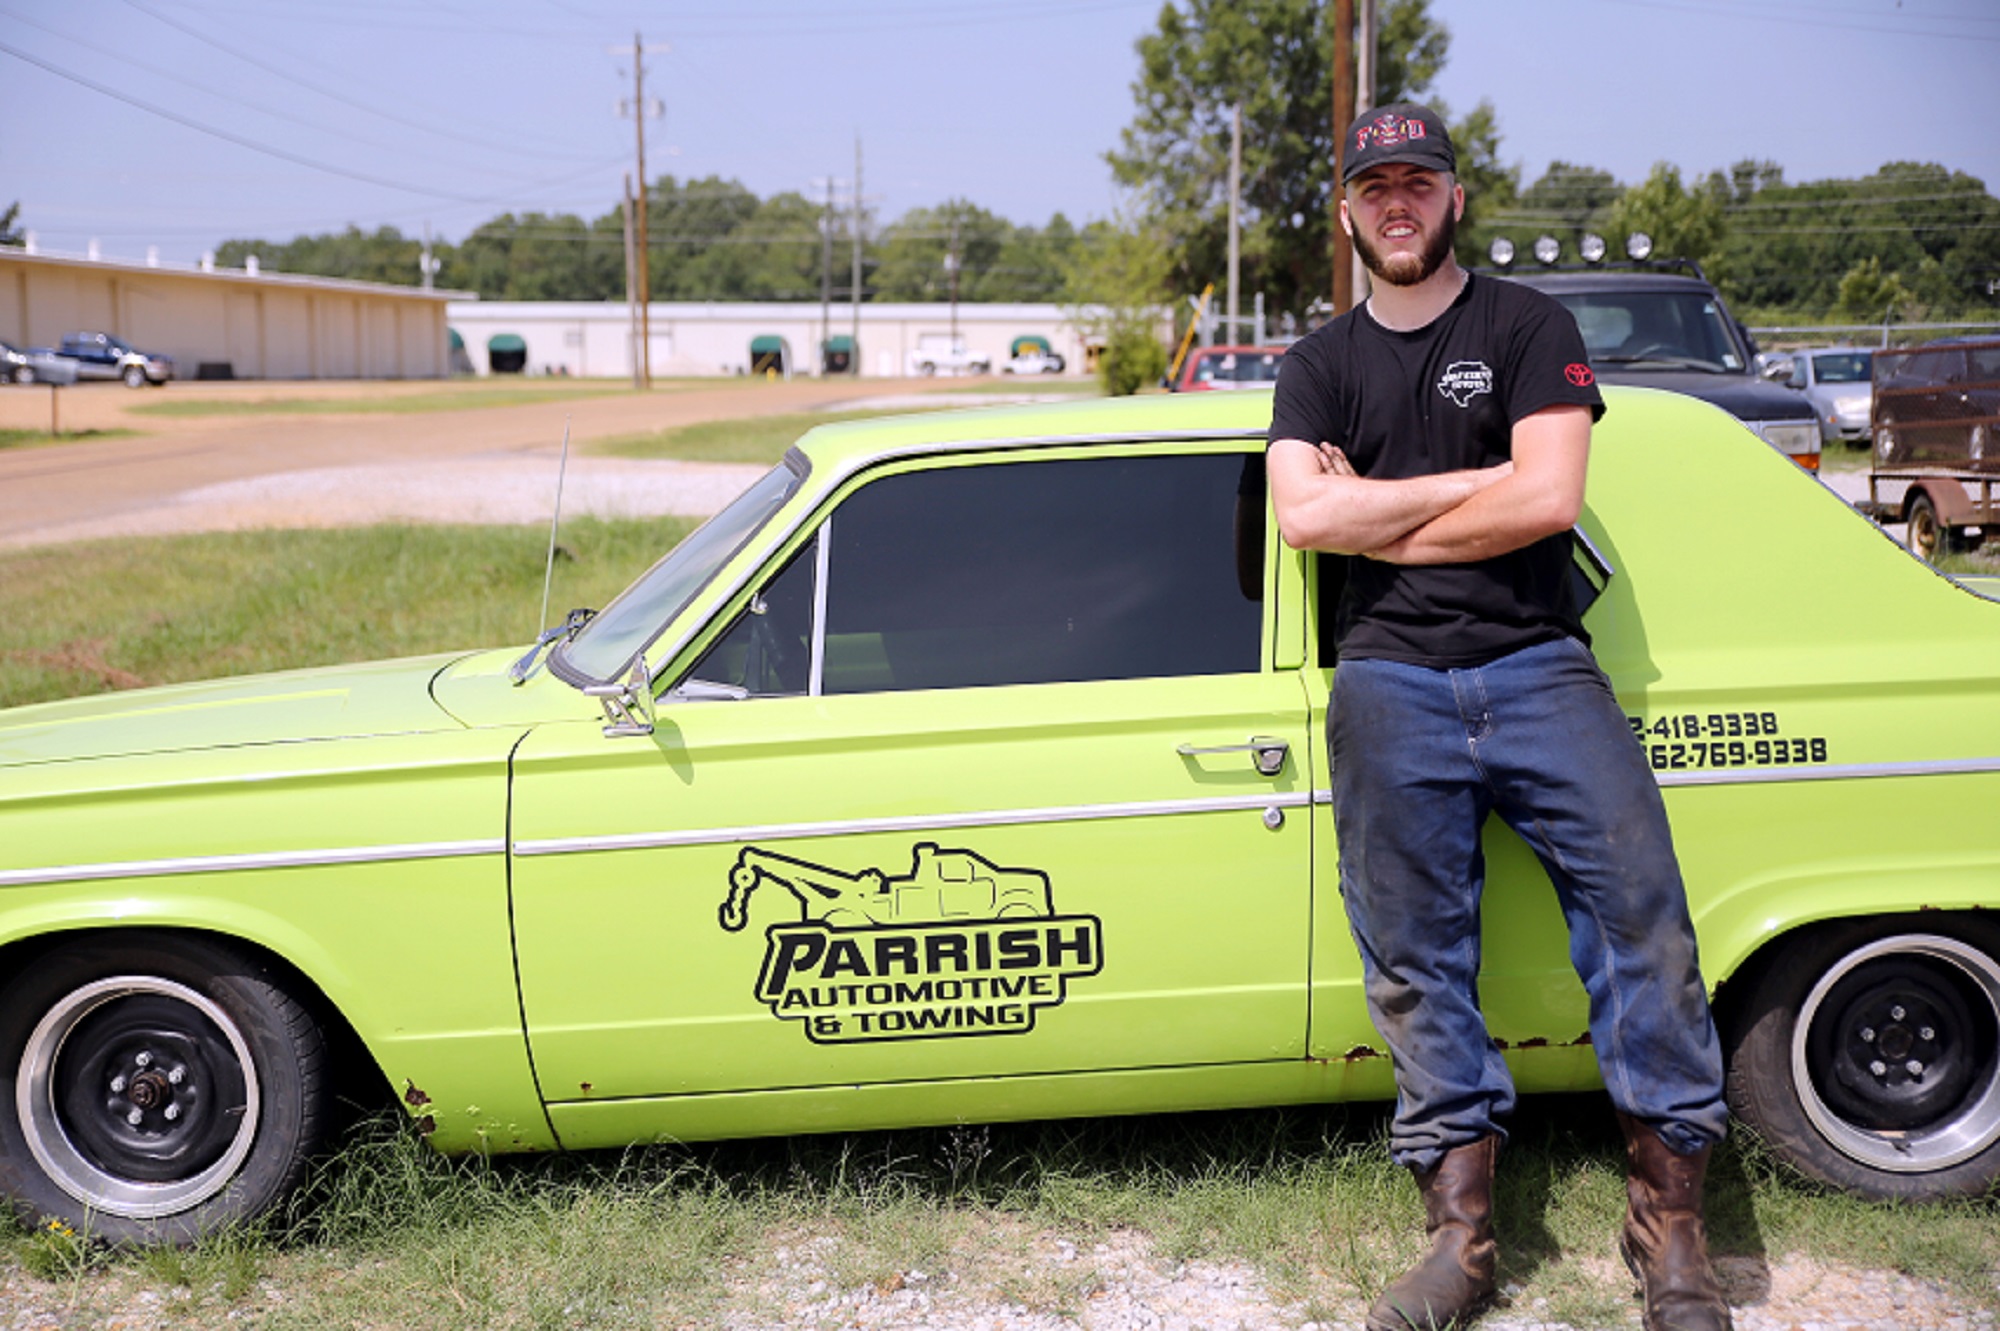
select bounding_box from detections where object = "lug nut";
[1920,1027,1935,1042]
[1890,1005,1907,1021]
[1906,1060,1925,1077]
[1859,1026,1876,1043]
[109,1075,127,1094]
[164,1104,180,1121]
[127,1108,144,1126]
[1870,1060,1888,1077]
[134,1051,152,1067]
[168,1067,185,1085]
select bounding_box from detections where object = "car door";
[508,444,1314,1125]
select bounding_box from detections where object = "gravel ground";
[6,455,771,546]
[5,1229,1996,1330]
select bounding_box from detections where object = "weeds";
[3,1098,1996,1327]
[0,517,695,709]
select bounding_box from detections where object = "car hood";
[0,652,476,769]
[1592,369,1814,424]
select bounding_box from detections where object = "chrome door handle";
[1176,736,1289,777]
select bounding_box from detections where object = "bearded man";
[1266,102,1733,1331]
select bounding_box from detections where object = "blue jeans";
[1330,636,1728,1169]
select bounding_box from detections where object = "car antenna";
[508,417,593,685]
[538,416,572,636]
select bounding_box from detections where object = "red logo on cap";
[1355,116,1427,152]
[1565,363,1595,387]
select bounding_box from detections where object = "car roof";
[1495,270,1716,294]
[787,392,1274,474]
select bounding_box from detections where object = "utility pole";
[1332,0,1354,315]
[419,220,439,290]
[1352,0,1376,308]
[622,173,641,389]
[819,176,836,376]
[612,32,665,387]
[945,214,961,343]
[1227,103,1242,345]
[851,137,863,372]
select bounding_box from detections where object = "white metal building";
[0,247,461,380]
[444,300,1109,379]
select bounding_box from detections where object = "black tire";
[0,933,328,1244]
[1907,492,1945,563]
[1724,917,2000,1200]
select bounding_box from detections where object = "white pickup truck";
[906,334,990,377]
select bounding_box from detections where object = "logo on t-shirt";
[1565,363,1595,387]
[1436,361,1494,407]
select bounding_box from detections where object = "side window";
[822,453,1262,694]
[683,538,816,696]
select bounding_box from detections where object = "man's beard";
[1353,206,1457,287]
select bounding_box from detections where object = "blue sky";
[2,0,1992,267]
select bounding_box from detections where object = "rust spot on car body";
[414,1115,436,1137]
[1342,1044,1383,1060]
[579,1082,593,1093]
[403,1080,432,1108]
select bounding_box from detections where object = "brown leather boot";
[1617,1112,1732,1331]
[1365,1135,1499,1331]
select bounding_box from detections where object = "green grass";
[3,1100,1995,1328]
[0,520,694,709]
[125,384,635,419]
[1815,440,1873,474]
[0,427,139,451]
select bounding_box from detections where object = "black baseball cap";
[1342,102,1456,185]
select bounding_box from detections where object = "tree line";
[211,181,1101,307]
[1114,0,1999,327]
[184,0,1996,330]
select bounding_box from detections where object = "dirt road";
[0,377,974,549]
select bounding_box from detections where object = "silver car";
[1781,346,1874,446]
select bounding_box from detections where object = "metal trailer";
[1855,338,2000,562]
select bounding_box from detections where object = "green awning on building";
[750,335,788,355]
[1011,334,1053,356]
[448,328,465,351]
[822,334,857,352]
[487,333,527,353]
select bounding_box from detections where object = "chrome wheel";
[17,976,261,1219]
[1790,934,2000,1173]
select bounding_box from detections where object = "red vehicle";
[1170,345,1286,392]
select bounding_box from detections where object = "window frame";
[661,439,1281,703]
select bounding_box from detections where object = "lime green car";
[3,388,1998,1243]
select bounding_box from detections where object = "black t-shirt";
[1267,273,1606,668]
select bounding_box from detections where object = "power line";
[120,0,602,162]
[0,39,621,205]
[5,9,559,181]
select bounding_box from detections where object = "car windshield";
[556,456,807,683]
[1812,352,1871,384]
[1551,291,1744,373]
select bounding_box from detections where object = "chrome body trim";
[13,760,1992,890]
[1656,756,2000,787]
[0,840,504,890]
[513,790,1318,858]
[809,524,831,697]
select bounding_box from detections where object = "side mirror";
[1758,356,1795,383]
[584,654,656,738]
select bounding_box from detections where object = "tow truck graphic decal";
[718,843,1103,1044]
